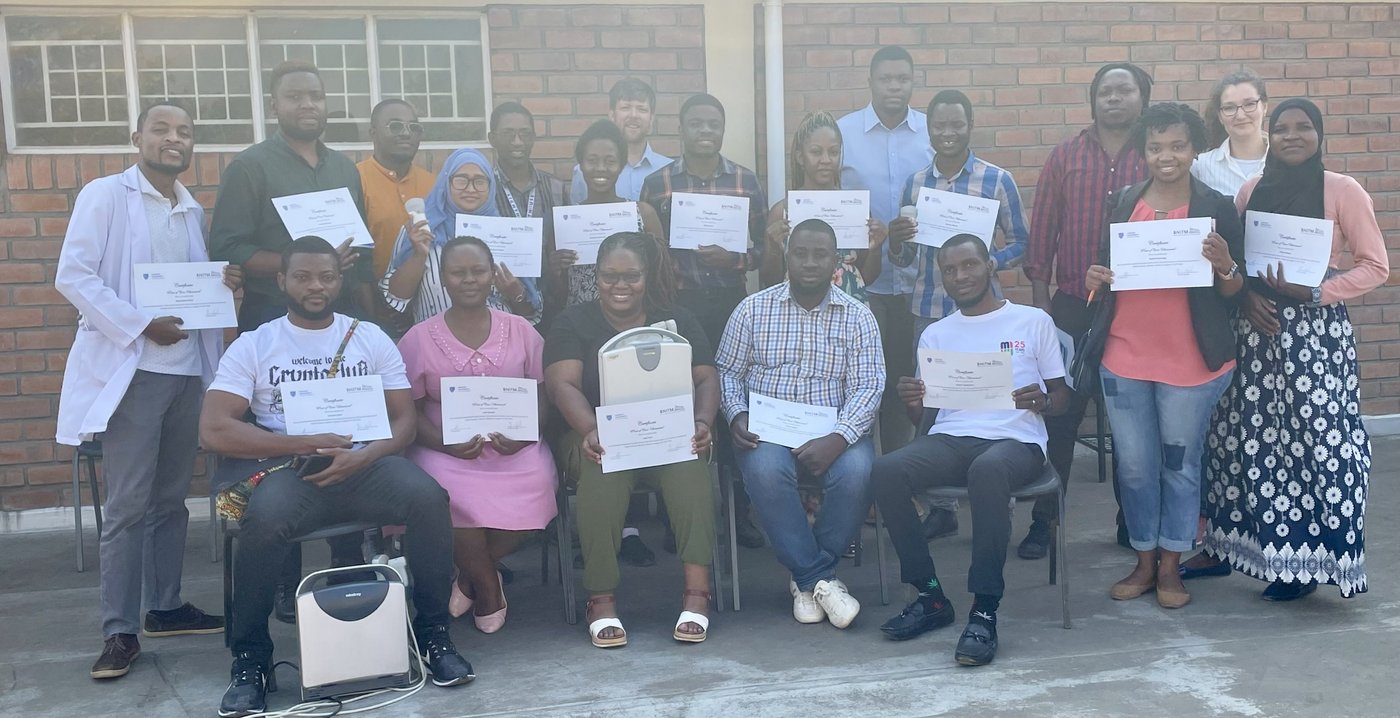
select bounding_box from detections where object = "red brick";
[994,87,1040,107]
[995,5,1041,23]
[10,193,69,213]
[0,218,37,238]
[627,52,677,71]
[1265,43,1308,59]
[1132,5,1174,21]
[1220,44,1264,60]
[2,488,64,511]
[11,239,62,260]
[572,51,626,71]
[1085,46,1129,63]
[543,30,596,50]
[0,262,46,283]
[972,25,1017,44]
[877,26,923,46]
[24,464,71,486]
[1244,23,1289,40]
[517,53,570,72]
[7,158,28,190]
[515,7,567,26]
[1064,25,1108,43]
[0,308,45,329]
[15,329,73,350]
[654,28,702,49]
[1157,25,1199,42]
[569,7,622,26]
[853,6,900,24]
[902,6,948,24]
[1176,44,1219,62]
[805,49,852,68]
[625,8,678,26]
[1330,22,1375,40]
[950,6,995,23]
[493,75,544,94]
[1018,67,1062,85]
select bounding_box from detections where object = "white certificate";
[132,261,236,330]
[668,192,750,253]
[595,394,695,474]
[1244,210,1334,287]
[456,214,544,278]
[1057,329,1077,391]
[918,349,1015,411]
[281,375,392,442]
[272,187,374,248]
[1109,217,1214,291]
[747,392,839,449]
[787,190,870,250]
[552,202,639,265]
[911,187,1000,248]
[440,377,539,444]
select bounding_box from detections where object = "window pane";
[5,15,127,145]
[259,16,368,142]
[377,17,488,143]
[132,16,254,145]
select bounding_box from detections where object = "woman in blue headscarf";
[382,148,542,324]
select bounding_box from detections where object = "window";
[1,10,490,151]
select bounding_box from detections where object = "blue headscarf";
[387,148,499,272]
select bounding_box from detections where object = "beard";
[286,296,335,322]
[142,155,190,177]
[951,281,991,310]
[279,117,325,142]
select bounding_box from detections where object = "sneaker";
[142,602,224,637]
[735,515,766,549]
[416,626,475,687]
[879,598,955,641]
[789,580,826,624]
[89,634,140,679]
[842,540,859,559]
[1017,521,1052,560]
[922,508,959,540]
[813,578,860,629]
[954,619,999,666]
[218,652,273,717]
[273,584,296,624]
[618,535,656,567]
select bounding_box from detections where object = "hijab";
[387,148,499,272]
[1245,98,1326,220]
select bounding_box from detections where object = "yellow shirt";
[356,157,436,278]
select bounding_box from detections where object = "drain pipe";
[763,0,786,206]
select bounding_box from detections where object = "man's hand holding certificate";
[911,187,999,248]
[456,214,544,278]
[917,349,1015,410]
[281,375,393,441]
[1244,210,1333,287]
[273,187,374,248]
[133,261,237,330]
[787,190,870,250]
[746,393,839,449]
[553,202,639,265]
[668,192,750,253]
[440,377,539,445]
[595,394,696,473]
[1108,217,1214,290]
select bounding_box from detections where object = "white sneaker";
[813,578,860,628]
[791,580,826,624]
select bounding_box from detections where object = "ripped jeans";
[1099,367,1233,553]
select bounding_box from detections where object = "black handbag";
[1069,294,1115,393]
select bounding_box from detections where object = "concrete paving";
[2,439,1397,718]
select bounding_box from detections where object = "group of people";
[52,42,1386,717]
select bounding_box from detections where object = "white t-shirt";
[918,301,1064,452]
[208,313,409,435]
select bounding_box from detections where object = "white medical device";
[598,326,693,404]
[295,564,413,701]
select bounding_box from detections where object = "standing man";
[488,101,565,325]
[357,99,434,281]
[56,102,231,680]
[1021,63,1152,558]
[571,78,672,202]
[836,45,933,455]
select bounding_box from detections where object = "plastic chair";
[71,441,103,572]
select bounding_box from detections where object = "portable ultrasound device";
[295,564,413,700]
[598,326,692,404]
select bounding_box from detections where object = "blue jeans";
[1100,367,1232,553]
[735,436,874,591]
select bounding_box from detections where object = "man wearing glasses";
[357,99,435,284]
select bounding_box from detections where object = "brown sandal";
[673,589,710,644]
[586,595,627,648]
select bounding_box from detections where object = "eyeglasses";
[1219,99,1262,118]
[385,120,423,135]
[449,175,491,192]
[598,271,644,286]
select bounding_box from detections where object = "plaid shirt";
[892,152,1030,319]
[715,283,885,444]
[641,156,768,290]
[1024,126,1147,300]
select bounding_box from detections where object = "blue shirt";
[836,104,932,296]
[892,152,1029,319]
[570,143,672,202]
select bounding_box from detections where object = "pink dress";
[398,311,558,530]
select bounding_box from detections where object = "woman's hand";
[1201,232,1235,276]
[446,435,486,460]
[495,263,525,304]
[407,218,434,255]
[222,264,244,292]
[549,249,578,278]
[1259,262,1313,303]
[1244,291,1281,335]
[691,421,712,455]
[866,218,887,249]
[1085,264,1114,294]
[487,432,531,456]
[582,429,605,465]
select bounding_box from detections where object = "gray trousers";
[98,370,203,637]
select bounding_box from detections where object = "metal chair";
[71,440,103,572]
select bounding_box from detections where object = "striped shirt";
[891,152,1030,319]
[641,156,768,290]
[715,283,885,444]
[1024,126,1147,300]
[379,243,542,325]
[1190,137,1267,197]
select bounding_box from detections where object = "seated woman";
[398,236,557,633]
[543,231,718,647]
[383,148,542,327]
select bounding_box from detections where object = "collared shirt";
[641,155,768,290]
[836,104,933,296]
[570,143,672,202]
[715,283,885,444]
[135,169,202,376]
[892,152,1030,319]
[1024,125,1148,300]
[357,157,436,278]
[493,164,566,324]
[1190,137,1267,197]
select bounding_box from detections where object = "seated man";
[200,237,472,717]
[715,219,884,628]
[872,233,1068,666]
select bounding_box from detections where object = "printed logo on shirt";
[999,340,1027,357]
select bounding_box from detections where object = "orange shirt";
[356,157,436,278]
[1102,201,1235,387]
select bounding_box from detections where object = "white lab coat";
[54,165,223,445]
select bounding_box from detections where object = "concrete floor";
[2,439,1397,718]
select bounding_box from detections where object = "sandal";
[673,589,710,644]
[586,595,627,649]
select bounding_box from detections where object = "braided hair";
[596,230,677,310]
[789,111,842,190]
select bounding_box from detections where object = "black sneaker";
[218,652,274,717]
[143,603,224,637]
[879,598,955,641]
[273,584,296,624]
[1017,521,1052,560]
[954,619,999,666]
[922,508,959,540]
[89,633,140,679]
[735,515,766,549]
[416,626,475,687]
[618,535,656,567]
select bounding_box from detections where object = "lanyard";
[498,169,537,218]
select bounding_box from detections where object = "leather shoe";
[1017,521,1051,560]
[1261,581,1317,602]
[880,598,955,641]
[90,634,140,679]
[618,535,656,567]
[954,622,998,666]
[1110,578,1155,600]
[273,584,296,624]
[735,515,766,549]
[1179,559,1232,580]
[922,508,959,540]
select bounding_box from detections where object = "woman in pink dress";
[398,236,557,634]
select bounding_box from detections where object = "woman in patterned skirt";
[1193,99,1389,600]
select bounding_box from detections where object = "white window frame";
[0,6,493,154]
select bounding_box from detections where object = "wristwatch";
[1309,286,1323,306]
[1217,262,1239,280]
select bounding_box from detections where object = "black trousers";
[1034,290,1097,524]
[873,434,1043,596]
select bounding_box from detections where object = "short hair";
[576,119,627,164]
[489,101,533,132]
[789,111,842,189]
[680,93,725,122]
[927,89,974,128]
[935,233,991,264]
[597,231,677,310]
[1132,102,1209,156]
[135,100,192,132]
[440,235,494,267]
[869,45,914,75]
[1204,69,1268,149]
[280,235,340,273]
[609,78,657,111]
[370,98,417,125]
[790,218,837,247]
[1089,63,1153,115]
[268,60,321,97]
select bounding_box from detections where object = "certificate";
[911,187,1000,248]
[272,187,374,248]
[668,192,750,253]
[281,375,392,442]
[1244,210,1334,287]
[787,190,870,250]
[917,349,1015,411]
[552,202,638,265]
[747,393,839,449]
[456,214,544,278]
[440,377,539,444]
[132,261,236,330]
[1057,329,1077,391]
[1108,217,1214,291]
[595,394,695,474]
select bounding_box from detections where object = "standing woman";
[1084,103,1245,609]
[397,237,557,633]
[1198,99,1389,600]
[1193,70,1269,196]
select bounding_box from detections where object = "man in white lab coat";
[56,102,238,680]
